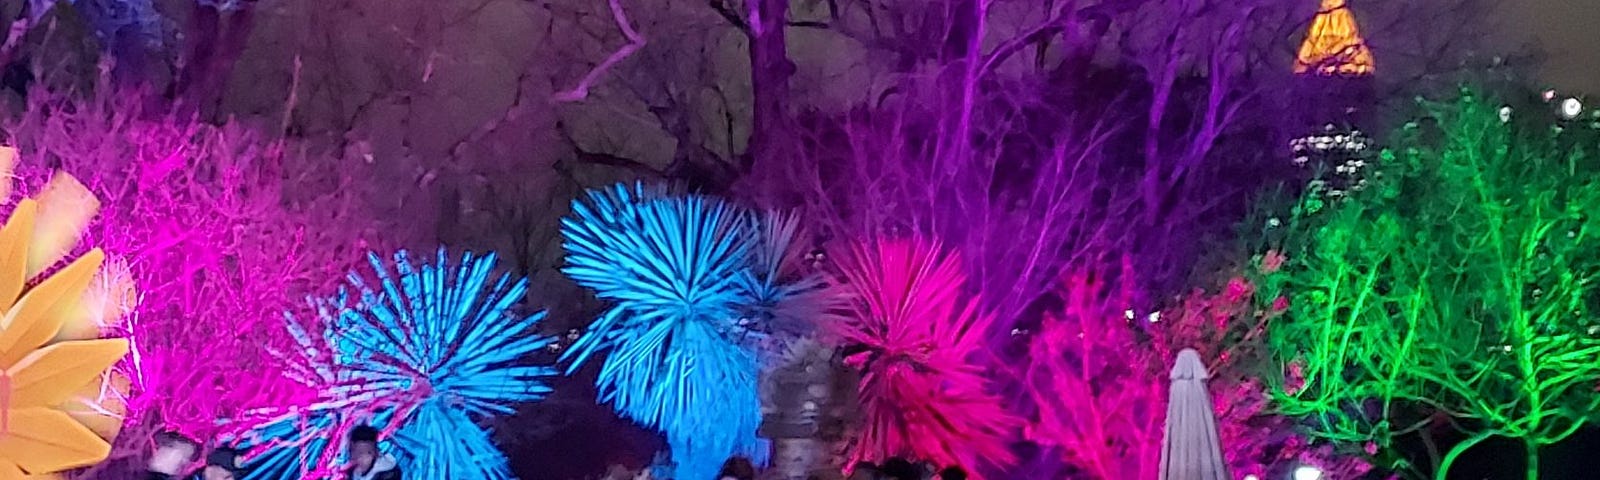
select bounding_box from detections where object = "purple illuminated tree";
[175,0,261,115]
[764,0,1310,339]
[684,3,1307,475]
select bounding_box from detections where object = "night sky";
[1502,0,1600,94]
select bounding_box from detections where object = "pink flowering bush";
[2,85,375,472]
[1017,257,1370,479]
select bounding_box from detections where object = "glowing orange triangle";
[1294,0,1374,76]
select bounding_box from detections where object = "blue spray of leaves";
[561,183,837,479]
[239,249,555,479]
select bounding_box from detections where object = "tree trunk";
[174,4,220,100]
[176,2,257,117]
[743,0,796,191]
[760,339,836,480]
[1525,439,1539,480]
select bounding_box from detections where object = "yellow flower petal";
[4,338,128,409]
[0,463,59,480]
[0,407,113,474]
[0,461,24,480]
[0,465,55,480]
[57,370,129,441]
[50,304,97,343]
[56,258,135,342]
[0,249,104,369]
[27,173,99,277]
[0,200,36,313]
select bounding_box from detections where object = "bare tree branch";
[708,0,750,31]
[552,0,646,102]
[0,18,28,67]
[980,3,1071,75]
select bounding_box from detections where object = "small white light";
[1244,475,1260,480]
[1293,466,1323,480]
[1125,309,1135,320]
[1147,312,1161,323]
[1560,98,1583,120]
[1499,106,1512,123]
[1543,90,1557,101]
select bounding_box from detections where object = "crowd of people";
[705,456,968,480]
[842,459,967,480]
[143,429,963,480]
[143,426,400,480]
[593,455,968,480]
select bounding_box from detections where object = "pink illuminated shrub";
[1018,260,1370,479]
[2,86,373,472]
[828,237,1019,476]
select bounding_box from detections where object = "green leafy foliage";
[1255,89,1600,480]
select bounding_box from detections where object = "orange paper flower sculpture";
[0,159,129,479]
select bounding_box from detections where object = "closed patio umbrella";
[1158,348,1230,480]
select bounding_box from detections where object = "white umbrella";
[1159,348,1231,480]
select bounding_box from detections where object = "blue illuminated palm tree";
[238,249,555,479]
[561,183,835,479]
[735,210,839,348]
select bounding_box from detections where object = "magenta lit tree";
[2,85,375,473]
[828,237,1017,475]
[1019,260,1372,480]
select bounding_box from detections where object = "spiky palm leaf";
[832,238,1018,475]
[737,211,843,349]
[561,183,760,479]
[561,183,832,479]
[241,249,554,479]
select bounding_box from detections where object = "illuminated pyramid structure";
[1294,0,1374,76]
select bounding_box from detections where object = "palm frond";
[240,249,554,479]
[737,211,846,347]
[832,237,1018,474]
[561,183,822,479]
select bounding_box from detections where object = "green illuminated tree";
[1255,90,1600,480]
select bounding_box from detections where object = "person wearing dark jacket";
[347,425,403,480]
[201,447,248,480]
[715,456,757,480]
[146,431,199,480]
[937,466,968,480]
[879,458,921,480]
[848,461,881,480]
